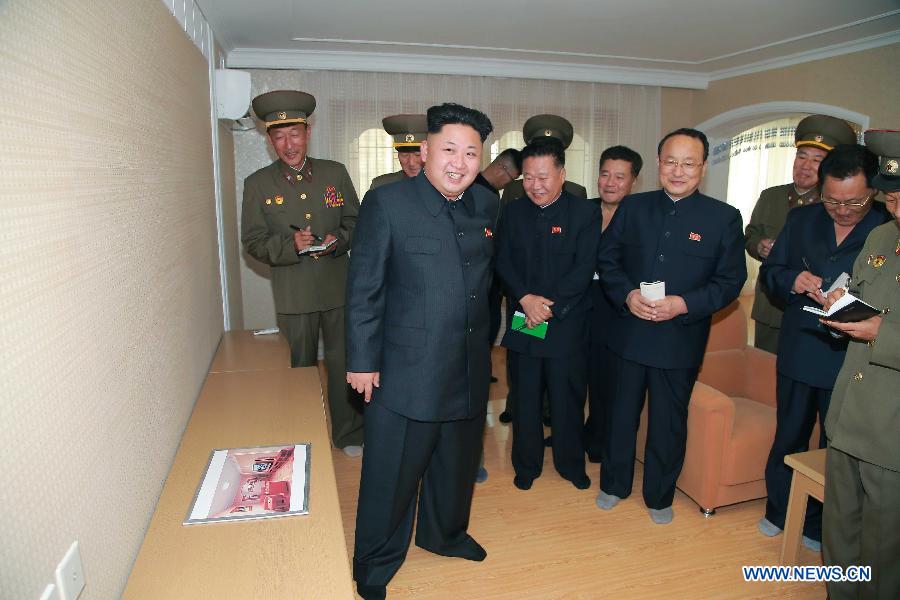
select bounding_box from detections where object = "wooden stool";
[779,448,826,565]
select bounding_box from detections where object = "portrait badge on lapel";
[551,226,562,234]
[689,232,702,242]
[324,185,344,208]
[484,227,493,238]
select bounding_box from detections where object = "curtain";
[234,69,661,198]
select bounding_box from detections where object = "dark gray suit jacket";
[345,172,500,421]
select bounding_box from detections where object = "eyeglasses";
[821,193,872,209]
[661,158,703,173]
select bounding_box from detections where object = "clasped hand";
[626,290,687,322]
[519,294,554,328]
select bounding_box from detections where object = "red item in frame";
[265,494,289,511]
[264,480,290,496]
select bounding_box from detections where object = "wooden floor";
[326,348,825,599]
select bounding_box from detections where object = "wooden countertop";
[123,366,353,599]
[209,330,291,373]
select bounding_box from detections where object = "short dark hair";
[521,137,565,168]
[818,144,879,188]
[599,145,643,177]
[426,103,493,142]
[497,147,523,171]
[658,128,709,162]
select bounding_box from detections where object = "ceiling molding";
[226,48,710,89]
[695,101,870,137]
[708,30,900,81]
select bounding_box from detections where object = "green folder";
[510,311,548,340]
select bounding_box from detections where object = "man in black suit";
[596,128,747,524]
[583,145,643,464]
[757,144,887,552]
[496,138,601,491]
[345,103,497,600]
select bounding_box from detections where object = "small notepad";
[640,281,665,301]
[510,311,548,339]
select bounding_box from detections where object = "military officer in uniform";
[757,144,887,551]
[496,137,600,491]
[241,90,364,455]
[370,114,427,189]
[821,129,900,600]
[745,114,857,353]
[596,128,746,524]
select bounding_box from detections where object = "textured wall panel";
[0,1,222,598]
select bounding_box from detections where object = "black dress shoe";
[418,534,487,562]
[490,375,498,383]
[357,583,387,600]
[543,435,552,447]
[514,474,534,490]
[498,410,513,423]
[587,454,602,464]
[542,414,552,427]
[569,474,591,490]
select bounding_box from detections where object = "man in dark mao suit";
[758,144,887,552]
[596,128,747,524]
[346,103,497,600]
[496,138,600,491]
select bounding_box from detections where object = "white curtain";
[235,69,661,198]
[233,69,662,328]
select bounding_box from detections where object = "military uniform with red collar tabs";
[241,89,364,450]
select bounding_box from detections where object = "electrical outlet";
[39,584,56,600]
[54,541,85,600]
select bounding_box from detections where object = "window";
[351,128,396,197]
[725,117,803,228]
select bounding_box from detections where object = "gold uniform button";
[896,274,900,283]
[853,372,863,382]
[884,307,892,314]
[300,193,307,200]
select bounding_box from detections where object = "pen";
[290,224,324,242]
[802,256,812,272]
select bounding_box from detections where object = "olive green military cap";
[382,114,427,152]
[795,114,856,151]
[252,90,316,129]
[523,114,575,149]
[864,129,900,192]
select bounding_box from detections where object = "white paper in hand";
[640,281,665,301]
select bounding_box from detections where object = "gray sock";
[595,491,621,510]
[648,506,673,524]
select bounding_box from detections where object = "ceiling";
[198,0,900,89]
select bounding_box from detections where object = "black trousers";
[509,350,587,482]
[583,343,614,462]
[764,374,830,540]
[353,401,484,587]
[601,354,698,509]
